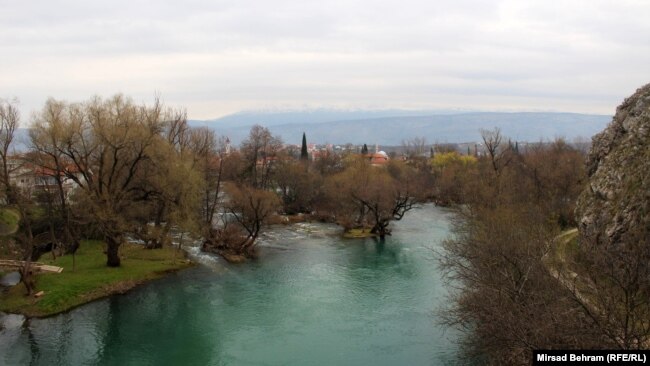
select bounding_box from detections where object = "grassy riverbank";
[0,240,193,318]
[343,227,377,239]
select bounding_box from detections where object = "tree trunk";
[145,202,166,249]
[66,230,79,272]
[106,236,121,267]
[371,221,390,238]
[19,261,35,296]
[240,233,259,256]
[173,232,183,264]
[13,187,36,296]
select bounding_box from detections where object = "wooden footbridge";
[0,260,63,273]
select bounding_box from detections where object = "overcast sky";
[1,0,649,120]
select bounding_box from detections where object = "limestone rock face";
[575,83,650,247]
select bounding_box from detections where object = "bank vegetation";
[0,94,432,305]
[438,123,650,364]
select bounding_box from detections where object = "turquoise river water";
[0,205,460,365]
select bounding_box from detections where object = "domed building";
[369,150,389,166]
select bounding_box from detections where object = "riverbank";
[342,227,377,238]
[0,240,193,318]
[273,213,379,239]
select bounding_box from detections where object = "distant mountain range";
[189,110,611,146]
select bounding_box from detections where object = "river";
[0,205,460,365]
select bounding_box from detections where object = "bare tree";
[480,127,513,175]
[164,108,190,152]
[240,125,283,189]
[324,158,425,237]
[571,228,650,349]
[203,184,280,259]
[226,185,280,254]
[436,135,612,363]
[402,137,427,158]
[440,205,604,364]
[0,98,20,202]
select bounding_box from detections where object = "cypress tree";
[361,143,368,155]
[300,132,308,160]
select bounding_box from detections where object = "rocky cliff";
[575,83,650,247]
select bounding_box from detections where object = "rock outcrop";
[575,83,650,247]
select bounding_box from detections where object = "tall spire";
[300,132,308,160]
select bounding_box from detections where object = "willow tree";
[188,127,223,231]
[132,112,204,249]
[134,127,202,249]
[30,95,195,267]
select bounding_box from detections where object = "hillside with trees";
[439,83,650,364]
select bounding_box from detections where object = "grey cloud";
[0,0,648,119]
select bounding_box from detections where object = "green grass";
[0,240,193,317]
[343,227,377,239]
[0,207,19,235]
